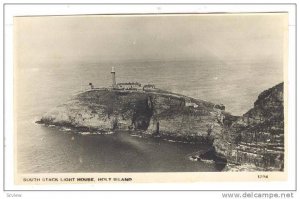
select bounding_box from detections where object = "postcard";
[13,12,289,185]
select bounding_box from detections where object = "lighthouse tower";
[111,66,116,88]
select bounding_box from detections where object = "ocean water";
[16,60,282,173]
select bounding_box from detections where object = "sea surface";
[16,60,283,173]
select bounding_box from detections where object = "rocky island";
[37,67,284,172]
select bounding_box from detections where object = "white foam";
[104,131,114,135]
[80,132,91,135]
[130,134,142,138]
[200,159,214,164]
[188,156,198,162]
[61,127,72,131]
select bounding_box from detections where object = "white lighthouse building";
[111,66,116,88]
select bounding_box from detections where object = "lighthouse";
[111,66,116,88]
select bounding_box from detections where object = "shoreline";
[37,82,284,172]
[36,120,214,145]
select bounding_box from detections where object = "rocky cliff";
[38,83,284,171]
[39,89,224,143]
[213,83,284,171]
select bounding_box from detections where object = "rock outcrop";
[214,83,284,171]
[38,83,284,171]
[39,89,224,143]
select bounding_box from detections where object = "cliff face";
[39,83,284,171]
[39,89,224,143]
[214,83,284,170]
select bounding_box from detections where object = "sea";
[16,60,283,173]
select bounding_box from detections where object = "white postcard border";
[3,3,297,191]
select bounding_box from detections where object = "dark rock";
[213,82,284,171]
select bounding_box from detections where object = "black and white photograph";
[13,12,287,178]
